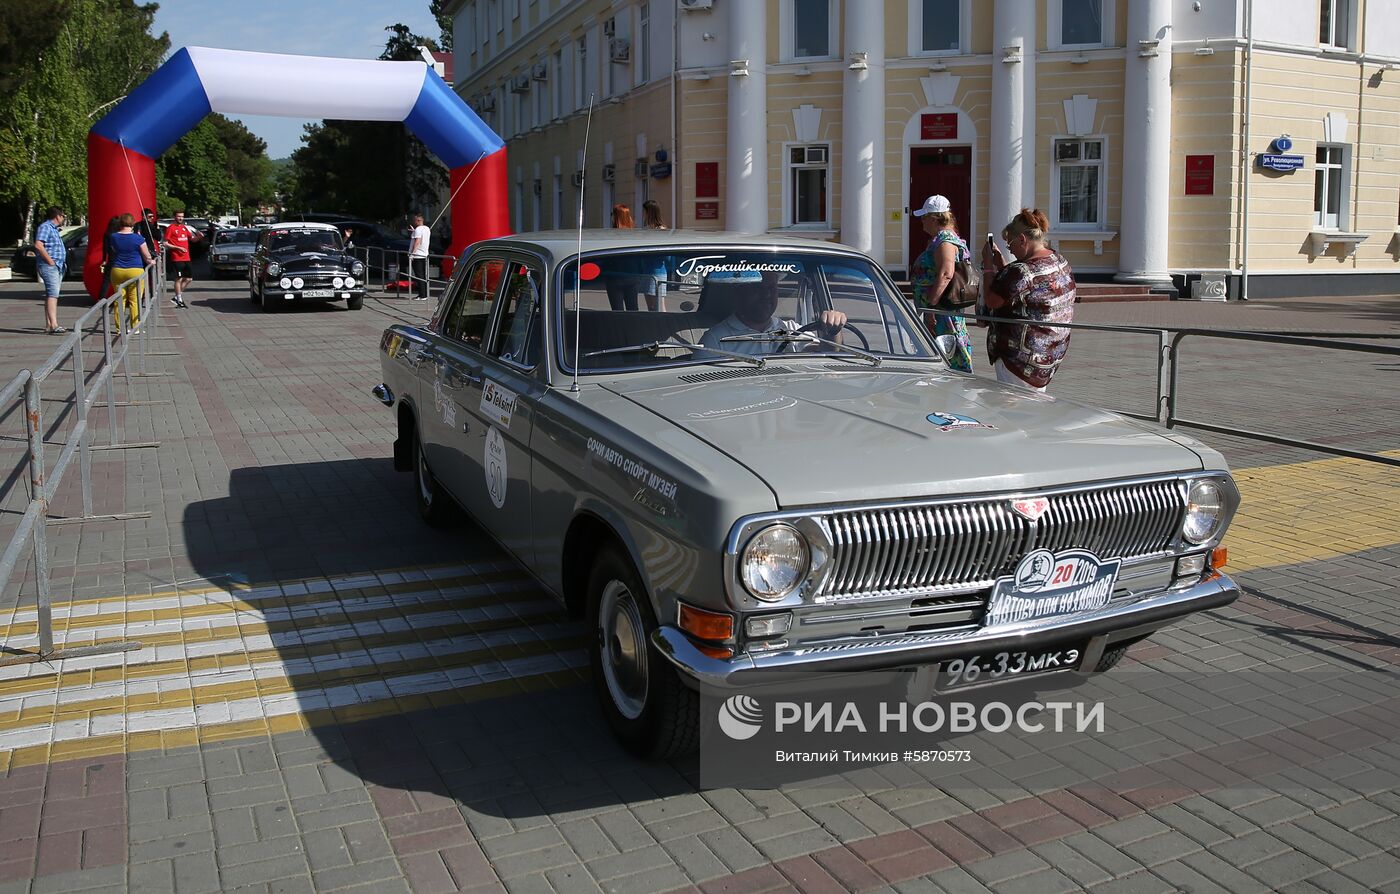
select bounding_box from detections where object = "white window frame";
[782,142,832,227]
[908,0,971,57]
[533,66,548,125]
[1314,143,1349,230]
[1048,0,1113,51]
[1319,0,1353,50]
[576,35,590,108]
[1050,135,1107,230]
[553,48,566,117]
[553,169,564,229]
[780,0,838,62]
[637,2,651,85]
[603,17,617,97]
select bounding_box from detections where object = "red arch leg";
[85,134,157,301]
[445,148,512,278]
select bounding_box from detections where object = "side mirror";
[933,333,960,364]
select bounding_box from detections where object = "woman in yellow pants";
[106,213,153,333]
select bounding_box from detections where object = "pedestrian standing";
[909,194,975,373]
[107,213,154,335]
[135,208,162,295]
[33,206,67,334]
[641,200,669,311]
[162,209,201,308]
[100,215,122,283]
[408,213,432,301]
[980,208,1077,392]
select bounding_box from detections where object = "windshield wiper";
[720,329,882,366]
[584,340,765,367]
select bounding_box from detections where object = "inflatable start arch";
[85,46,509,299]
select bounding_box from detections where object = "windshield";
[555,250,933,372]
[268,229,343,252]
[216,231,254,245]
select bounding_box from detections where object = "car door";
[420,255,505,508]
[459,256,547,562]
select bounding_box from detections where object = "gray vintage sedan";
[374,231,1240,758]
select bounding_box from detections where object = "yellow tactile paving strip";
[0,450,1396,772]
[1223,449,1400,573]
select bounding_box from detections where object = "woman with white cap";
[909,195,974,372]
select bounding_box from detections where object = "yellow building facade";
[450,0,1400,297]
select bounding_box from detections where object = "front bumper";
[652,571,1239,690]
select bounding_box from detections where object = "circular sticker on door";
[485,426,507,509]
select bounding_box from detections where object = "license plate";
[302,289,333,298]
[937,645,1084,691]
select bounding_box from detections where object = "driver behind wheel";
[697,271,846,356]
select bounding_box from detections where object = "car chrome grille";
[813,479,1185,602]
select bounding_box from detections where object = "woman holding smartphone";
[909,195,974,372]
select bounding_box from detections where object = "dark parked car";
[247,222,365,312]
[10,227,88,281]
[333,219,411,274]
[209,228,258,278]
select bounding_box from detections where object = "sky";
[151,0,444,159]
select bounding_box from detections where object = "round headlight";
[292,277,304,289]
[279,276,292,289]
[351,260,365,276]
[266,262,280,277]
[1183,480,1224,544]
[740,525,810,601]
[333,276,345,289]
[343,276,356,288]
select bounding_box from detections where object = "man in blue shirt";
[34,206,67,335]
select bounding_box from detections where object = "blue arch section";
[90,48,211,158]
[405,73,504,169]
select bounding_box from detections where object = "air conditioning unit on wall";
[510,74,531,93]
[532,62,548,81]
[601,164,616,183]
[477,94,496,112]
[679,0,713,10]
[634,159,649,179]
[609,37,631,63]
[571,171,584,188]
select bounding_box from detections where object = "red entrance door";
[907,146,972,271]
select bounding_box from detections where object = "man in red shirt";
[162,210,202,308]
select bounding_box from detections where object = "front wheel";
[346,294,364,310]
[588,546,698,759]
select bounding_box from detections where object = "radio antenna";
[570,92,596,394]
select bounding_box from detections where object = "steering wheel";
[794,319,871,351]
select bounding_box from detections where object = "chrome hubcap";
[598,580,648,720]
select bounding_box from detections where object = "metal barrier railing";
[355,245,452,303]
[0,262,168,664]
[930,308,1400,468]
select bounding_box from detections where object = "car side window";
[490,263,542,368]
[441,258,505,349]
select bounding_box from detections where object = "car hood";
[271,250,353,272]
[605,365,1211,506]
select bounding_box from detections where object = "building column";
[841,0,885,259]
[990,0,1036,240]
[1116,0,1174,287]
[726,0,767,234]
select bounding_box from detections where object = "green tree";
[0,0,67,95]
[0,0,165,239]
[429,0,454,52]
[208,114,274,213]
[156,117,237,215]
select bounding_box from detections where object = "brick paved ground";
[0,267,1395,893]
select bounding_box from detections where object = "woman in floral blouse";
[908,195,974,372]
[980,208,1077,392]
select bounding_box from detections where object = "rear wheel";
[588,546,698,759]
[414,436,454,527]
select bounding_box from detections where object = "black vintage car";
[246,222,366,312]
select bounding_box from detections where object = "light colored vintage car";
[373,231,1241,757]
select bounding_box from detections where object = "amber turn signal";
[1210,546,1228,569]
[695,642,735,660]
[678,603,735,642]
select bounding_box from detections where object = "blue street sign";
[1272,136,1293,153]
[1257,154,1305,172]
